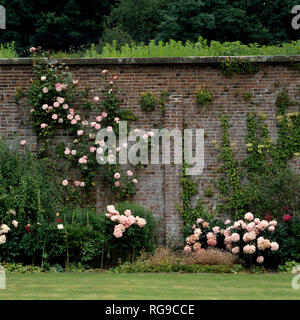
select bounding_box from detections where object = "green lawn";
[0,273,299,300]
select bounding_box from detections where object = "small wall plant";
[195,85,213,108]
[140,91,157,112]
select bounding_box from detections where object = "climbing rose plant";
[16,48,139,201]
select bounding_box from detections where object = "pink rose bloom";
[107,205,116,214]
[116,147,121,152]
[107,126,113,132]
[95,124,101,130]
[101,112,107,118]
[77,130,84,136]
[207,239,217,246]
[73,80,79,84]
[57,97,65,104]
[109,81,114,85]
[53,102,60,108]
[64,148,71,155]
[114,172,120,179]
[42,104,48,110]
[30,109,35,113]
[20,140,27,146]
[55,84,62,92]
[52,114,58,120]
[212,226,220,234]
[270,242,279,251]
[244,212,254,221]
[90,146,96,153]
[40,123,48,129]
[231,233,240,243]
[114,117,120,123]
[67,114,73,120]
[94,96,100,102]
[115,181,120,187]
[69,108,75,114]
[30,47,36,53]
[248,231,256,240]
[71,119,77,125]
[197,218,203,224]
[137,218,146,228]
[132,179,138,184]
[58,118,63,123]
[62,180,68,186]
[113,228,123,238]
[194,228,202,236]
[80,182,85,187]
[41,76,46,81]
[224,219,231,225]
[124,209,132,216]
[90,122,96,127]
[48,106,53,111]
[63,104,68,109]
[254,218,261,224]
[74,181,80,187]
[96,116,102,122]
[256,256,264,264]
[82,121,89,126]
[75,115,81,121]
[232,246,240,254]
[71,150,77,155]
[268,226,275,232]
[113,76,118,80]
[102,70,108,75]
[43,87,48,93]
[233,221,240,229]
[226,243,233,251]
[127,170,133,177]
[183,245,192,253]
[269,220,277,227]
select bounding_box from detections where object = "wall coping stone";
[0,55,300,65]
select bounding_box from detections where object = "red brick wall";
[0,58,299,244]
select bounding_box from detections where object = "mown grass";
[0,273,299,300]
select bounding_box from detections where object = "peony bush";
[184,212,280,267]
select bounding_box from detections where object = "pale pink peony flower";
[256,256,264,264]
[62,180,68,186]
[243,244,256,254]
[194,228,202,236]
[212,226,220,233]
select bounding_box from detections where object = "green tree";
[105,0,168,43]
[0,0,116,53]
